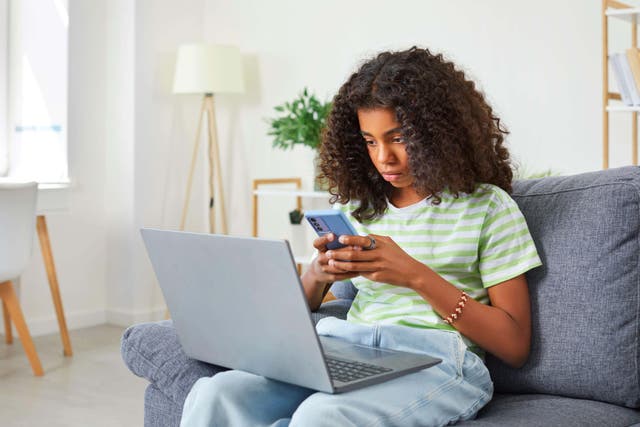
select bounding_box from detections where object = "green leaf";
[265,88,332,151]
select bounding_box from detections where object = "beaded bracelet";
[443,291,469,325]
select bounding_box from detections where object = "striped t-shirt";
[339,183,542,350]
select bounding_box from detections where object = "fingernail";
[326,251,333,258]
[339,236,347,244]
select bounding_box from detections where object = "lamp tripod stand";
[180,93,228,234]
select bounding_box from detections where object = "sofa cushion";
[329,280,358,300]
[486,166,640,408]
[458,394,640,427]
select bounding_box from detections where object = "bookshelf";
[603,0,640,168]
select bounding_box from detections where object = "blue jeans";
[181,317,493,427]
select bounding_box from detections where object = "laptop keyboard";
[325,357,393,383]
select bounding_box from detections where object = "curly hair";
[318,46,512,222]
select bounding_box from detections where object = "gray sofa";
[122,166,640,426]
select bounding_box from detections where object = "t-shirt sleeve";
[478,190,542,288]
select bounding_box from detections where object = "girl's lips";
[382,173,403,181]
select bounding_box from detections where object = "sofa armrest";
[121,320,227,406]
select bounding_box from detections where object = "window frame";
[0,0,8,177]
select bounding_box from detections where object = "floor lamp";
[173,44,244,233]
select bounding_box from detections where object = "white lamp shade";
[173,44,245,94]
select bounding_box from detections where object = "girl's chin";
[387,179,414,189]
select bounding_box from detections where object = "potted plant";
[289,208,304,225]
[287,207,307,257]
[267,88,332,190]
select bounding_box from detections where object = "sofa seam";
[125,342,170,385]
[512,179,640,199]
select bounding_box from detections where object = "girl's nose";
[377,144,395,164]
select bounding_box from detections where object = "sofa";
[122,166,640,426]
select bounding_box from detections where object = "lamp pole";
[180,93,228,234]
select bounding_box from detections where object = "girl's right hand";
[308,233,360,285]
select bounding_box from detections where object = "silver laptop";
[141,228,441,393]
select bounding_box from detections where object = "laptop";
[140,228,441,393]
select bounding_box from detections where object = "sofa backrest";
[486,166,640,408]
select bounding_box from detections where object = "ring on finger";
[364,235,376,250]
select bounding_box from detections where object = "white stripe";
[481,256,540,284]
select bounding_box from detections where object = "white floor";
[0,325,148,427]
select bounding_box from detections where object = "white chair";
[0,182,44,376]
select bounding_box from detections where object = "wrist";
[407,262,433,292]
[302,268,330,290]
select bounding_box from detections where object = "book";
[626,48,640,93]
[611,53,633,106]
[618,52,640,105]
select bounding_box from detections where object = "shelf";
[253,189,330,199]
[603,2,640,168]
[607,104,640,111]
[606,7,640,22]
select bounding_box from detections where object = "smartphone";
[304,209,360,250]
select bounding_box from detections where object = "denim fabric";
[486,166,640,408]
[181,317,493,427]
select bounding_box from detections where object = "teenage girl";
[181,46,541,427]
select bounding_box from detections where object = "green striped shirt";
[340,184,542,351]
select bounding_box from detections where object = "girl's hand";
[307,233,360,285]
[324,234,429,289]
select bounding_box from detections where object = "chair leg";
[2,300,12,344]
[0,281,44,376]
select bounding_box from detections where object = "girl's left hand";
[325,234,428,289]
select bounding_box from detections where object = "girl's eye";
[365,139,376,146]
[392,136,405,143]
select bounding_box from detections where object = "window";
[6,0,68,182]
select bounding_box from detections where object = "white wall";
[203,0,611,192]
[6,0,638,335]
[103,0,209,325]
